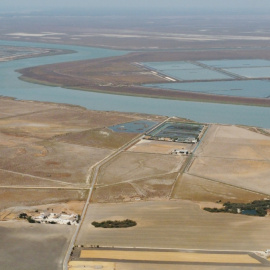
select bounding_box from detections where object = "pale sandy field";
[128,139,194,154]
[183,125,270,195]
[172,173,269,202]
[80,250,259,264]
[69,261,267,270]
[97,151,183,186]
[92,173,177,202]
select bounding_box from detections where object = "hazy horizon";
[1,0,270,15]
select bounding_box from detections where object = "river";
[0,40,269,128]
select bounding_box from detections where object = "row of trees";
[92,219,137,228]
[204,200,270,217]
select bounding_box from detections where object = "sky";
[1,0,270,14]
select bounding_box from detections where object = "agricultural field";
[69,262,270,270]
[76,200,270,251]
[183,125,270,195]
[71,248,267,270]
[0,221,75,270]
[77,122,270,269]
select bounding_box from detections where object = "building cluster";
[171,149,189,155]
[33,212,79,225]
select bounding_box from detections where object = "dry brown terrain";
[97,151,183,186]
[172,174,270,203]
[1,98,270,270]
[0,97,156,211]
[55,127,137,149]
[91,151,183,202]
[92,173,177,203]
[0,189,87,212]
[0,98,158,269]
[172,124,270,200]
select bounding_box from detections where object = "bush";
[19,213,28,219]
[27,216,36,223]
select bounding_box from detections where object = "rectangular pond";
[146,122,204,143]
[109,120,159,134]
[145,80,270,98]
[200,59,270,68]
[224,67,270,78]
[143,61,232,81]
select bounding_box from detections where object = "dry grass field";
[0,188,87,211]
[97,151,183,186]
[195,125,270,159]
[0,97,155,212]
[172,173,269,203]
[0,106,139,139]
[92,150,183,202]
[0,98,151,269]
[76,200,270,251]
[92,173,177,202]
[0,138,112,185]
[172,124,270,201]
[184,125,270,195]
[56,127,137,149]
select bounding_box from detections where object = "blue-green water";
[143,61,232,80]
[145,80,270,98]
[241,210,258,216]
[225,67,270,78]
[0,40,269,128]
[201,59,270,68]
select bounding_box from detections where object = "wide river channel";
[0,40,269,128]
